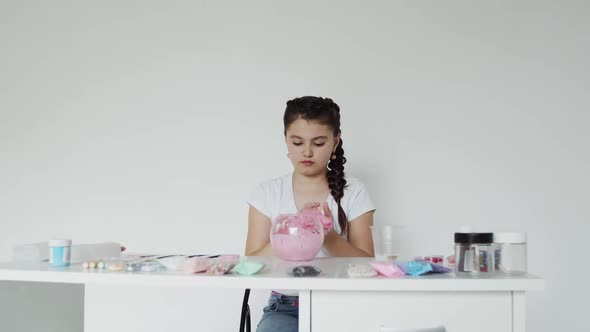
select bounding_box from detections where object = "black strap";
[239,289,251,332]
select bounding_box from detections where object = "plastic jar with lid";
[49,239,72,267]
[454,233,494,273]
[494,232,527,275]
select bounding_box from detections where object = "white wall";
[1,0,588,330]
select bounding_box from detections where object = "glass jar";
[454,233,494,273]
[494,232,527,275]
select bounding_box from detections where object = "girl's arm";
[323,208,375,257]
[245,206,275,256]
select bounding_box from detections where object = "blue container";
[49,239,72,267]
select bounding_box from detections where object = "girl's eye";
[292,142,325,147]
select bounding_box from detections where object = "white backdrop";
[1,0,588,331]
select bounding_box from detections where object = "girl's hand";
[297,202,334,234]
[321,202,335,236]
[299,202,321,213]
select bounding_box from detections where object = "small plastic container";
[494,232,527,275]
[126,259,164,272]
[371,225,404,261]
[454,233,494,273]
[156,255,187,271]
[48,239,72,267]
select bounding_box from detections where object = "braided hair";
[283,96,349,235]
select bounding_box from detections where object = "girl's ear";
[333,134,341,153]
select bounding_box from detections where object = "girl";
[245,96,376,332]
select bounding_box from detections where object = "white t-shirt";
[247,172,376,295]
[248,173,376,246]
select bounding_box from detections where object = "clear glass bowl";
[270,213,324,261]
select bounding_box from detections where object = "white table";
[0,257,544,332]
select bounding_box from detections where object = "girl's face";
[285,118,339,177]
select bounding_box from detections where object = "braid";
[283,96,349,234]
[327,137,348,235]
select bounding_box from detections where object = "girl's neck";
[292,170,329,189]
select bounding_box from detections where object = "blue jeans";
[256,292,299,332]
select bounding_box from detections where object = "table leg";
[299,290,311,332]
[512,291,526,332]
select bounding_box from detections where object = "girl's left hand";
[299,202,321,213]
[321,202,336,236]
[298,202,335,235]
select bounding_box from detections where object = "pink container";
[270,213,325,261]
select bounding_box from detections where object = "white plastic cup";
[49,239,72,267]
[370,225,403,261]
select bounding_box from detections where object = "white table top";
[0,257,544,292]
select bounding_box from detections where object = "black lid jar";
[454,232,494,273]
[454,233,493,244]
